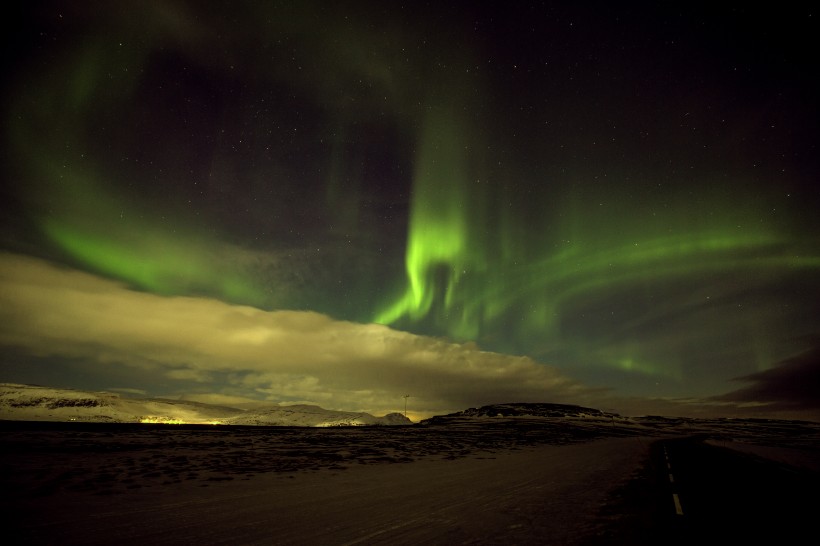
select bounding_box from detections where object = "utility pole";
[403,394,410,418]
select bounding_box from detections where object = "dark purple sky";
[2,1,818,419]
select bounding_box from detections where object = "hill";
[422,402,617,423]
[0,383,411,426]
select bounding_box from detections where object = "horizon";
[6,380,820,423]
[2,380,818,424]
[2,2,819,422]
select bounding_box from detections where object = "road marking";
[673,493,684,515]
[664,445,683,515]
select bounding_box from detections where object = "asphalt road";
[650,436,817,544]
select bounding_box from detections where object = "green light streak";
[374,104,481,338]
[380,219,810,333]
[6,2,819,391]
[614,356,680,379]
[5,16,271,309]
[41,216,265,306]
[376,111,820,366]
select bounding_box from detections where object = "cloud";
[713,343,820,413]
[6,253,816,420]
[107,387,148,396]
[0,253,591,415]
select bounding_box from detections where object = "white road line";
[673,493,684,515]
[665,446,683,515]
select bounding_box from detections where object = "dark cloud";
[713,344,820,412]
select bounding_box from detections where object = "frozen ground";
[2,414,817,545]
[2,429,650,545]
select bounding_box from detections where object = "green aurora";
[2,1,819,405]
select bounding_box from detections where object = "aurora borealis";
[2,1,819,419]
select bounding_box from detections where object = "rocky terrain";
[0,383,411,426]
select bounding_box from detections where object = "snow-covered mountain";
[228,405,411,427]
[0,383,411,426]
[421,402,619,424]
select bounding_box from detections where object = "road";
[8,437,649,546]
[7,434,816,545]
[649,437,817,544]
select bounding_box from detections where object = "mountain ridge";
[0,383,411,426]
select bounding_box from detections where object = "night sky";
[2,1,819,419]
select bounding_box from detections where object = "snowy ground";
[3,432,650,545]
[2,418,817,545]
